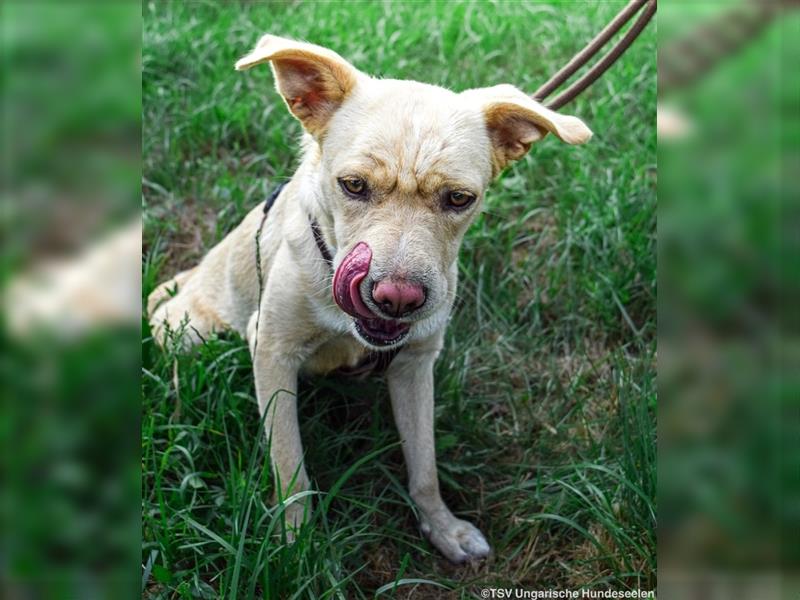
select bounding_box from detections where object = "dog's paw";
[421,514,491,564]
[279,501,308,544]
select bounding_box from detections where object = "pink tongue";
[332,242,375,319]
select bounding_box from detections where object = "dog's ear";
[463,84,593,174]
[235,34,360,136]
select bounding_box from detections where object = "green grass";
[142,1,656,597]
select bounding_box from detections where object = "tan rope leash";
[533,0,657,110]
[541,0,798,106]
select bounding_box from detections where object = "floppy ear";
[463,84,593,174]
[235,34,360,137]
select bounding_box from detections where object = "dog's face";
[237,35,592,350]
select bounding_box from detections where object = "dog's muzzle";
[332,242,410,347]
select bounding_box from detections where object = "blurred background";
[1,2,141,599]
[0,0,796,598]
[658,1,799,598]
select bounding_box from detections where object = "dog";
[147,34,591,563]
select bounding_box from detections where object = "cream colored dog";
[148,34,591,563]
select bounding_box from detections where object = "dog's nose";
[372,279,426,317]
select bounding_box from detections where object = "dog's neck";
[292,145,340,261]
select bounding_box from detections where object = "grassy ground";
[142,1,656,598]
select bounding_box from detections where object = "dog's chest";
[302,334,395,378]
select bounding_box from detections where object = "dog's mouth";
[353,317,410,346]
[332,242,410,347]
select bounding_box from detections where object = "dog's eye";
[446,190,476,210]
[338,177,368,198]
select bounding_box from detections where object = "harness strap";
[251,182,288,361]
[309,219,333,266]
[263,181,287,215]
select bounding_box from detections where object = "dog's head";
[237,35,592,350]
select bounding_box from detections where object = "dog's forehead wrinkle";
[331,79,485,165]
[349,131,484,196]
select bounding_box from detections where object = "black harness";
[263,182,333,266]
[262,180,286,214]
[258,183,400,376]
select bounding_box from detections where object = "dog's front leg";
[387,349,490,563]
[252,341,309,537]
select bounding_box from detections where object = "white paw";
[421,514,491,564]
[280,501,308,543]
